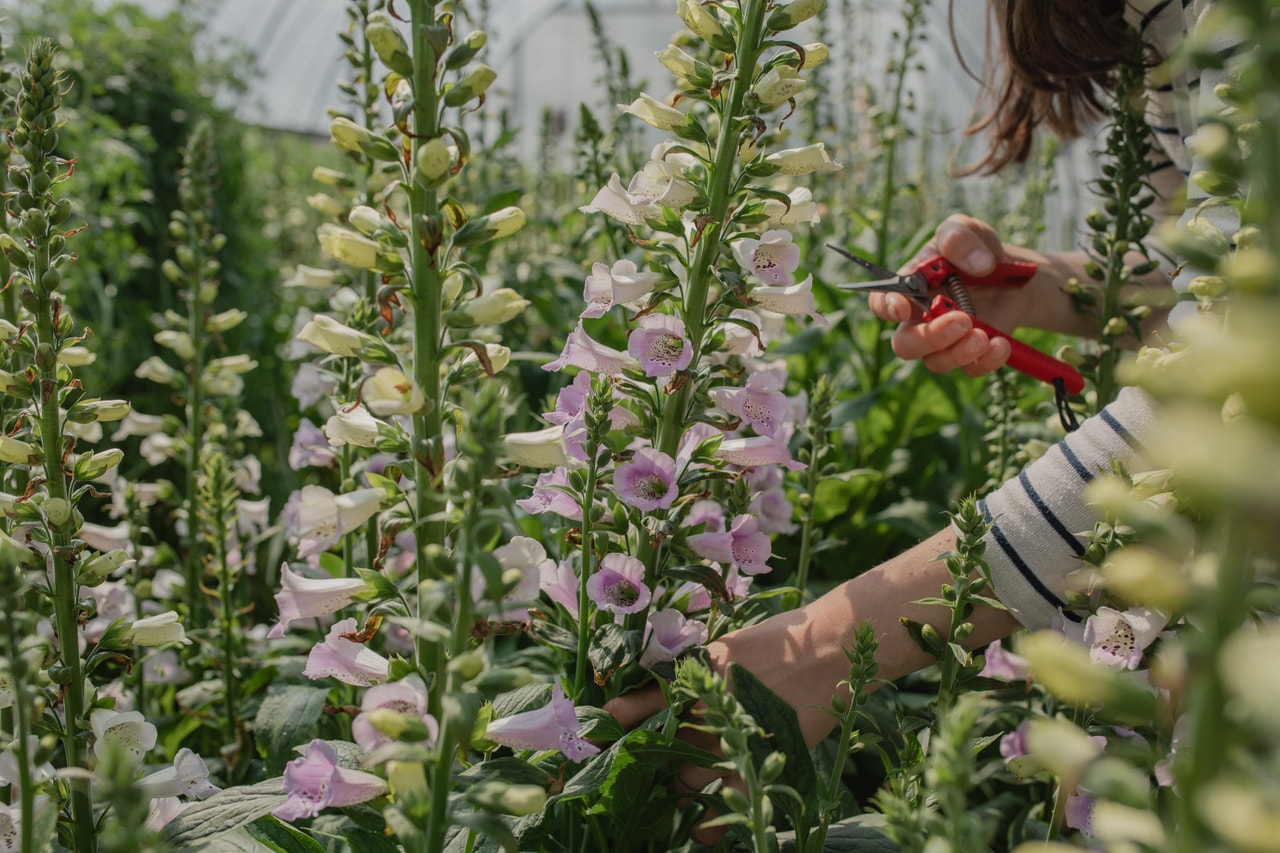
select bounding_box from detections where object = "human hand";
[868,214,1035,378]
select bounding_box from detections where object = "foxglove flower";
[325,404,386,448]
[484,683,600,762]
[352,676,438,753]
[304,618,391,686]
[543,323,640,375]
[284,485,383,559]
[752,276,829,326]
[979,639,1032,681]
[289,418,338,470]
[540,559,580,619]
[579,174,662,225]
[628,160,696,210]
[268,563,371,639]
[80,520,131,553]
[0,736,55,796]
[515,467,584,520]
[109,411,165,441]
[763,187,821,226]
[1064,790,1096,837]
[124,611,192,647]
[751,487,798,535]
[587,553,651,617]
[273,739,389,822]
[547,371,638,431]
[297,314,379,358]
[475,537,552,622]
[458,288,530,326]
[709,372,788,437]
[291,364,338,412]
[753,65,805,107]
[504,424,575,469]
[639,609,708,669]
[614,448,677,511]
[628,314,692,378]
[765,142,840,175]
[284,264,338,289]
[732,230,801,287]
[716,428,805,472]
[1082,606,1166,670]
[363,367,425,416]
[91,708,158,765]
[136,748,219,800]
[318,223,391,271]
[581,259,665,319]
[686,513,772,575]
[619,93,686,131]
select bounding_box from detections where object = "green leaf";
[160,779,288,846]
[451,809,518,853]
[730,664,818,830]
[308,813,400,853]
[775,813,900,852]
[588,622,642,684]
[254,685,329,775]
[828,388,884,426]
[245,817,326,853]
[459,756,556,789]
[182,827,279,852]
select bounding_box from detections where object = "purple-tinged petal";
[587,553,651,616]
[979,639,1032,681]
[303,618,390,686]
[543,323,639,375]
[516,467,584,521]
[269,564,370,639]
[628,314,692,378]
[640,609,707,669]
[715,432,805,472]
[686,531,734,564]
[485,684,600,761]
[1083,606,1167,670]
[731,230,801,286]
[728,515,771,575]
[540,560,580,619]
[614,448,678,511]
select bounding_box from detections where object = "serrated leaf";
[730,664,818,829]
[245,817,326,853]
[588,623,642,684]
[254,685,329,775]
[160,779,288,846]
[775,812,899,853]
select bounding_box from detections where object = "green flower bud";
[74,448,124,480]
[767,0,825,32]
[80,548,135,581]
[451,206,525,248]
[206,308,248,333]
[348,205,384,236]
[759,751,787,784]
[312,166,354,188]
[445,30,487,70]
[366,12,413,76]
[721,786,752,814]
[307,192,346,218]
[1191,169,1238,196]
[444,64,497,108]
[1103,316,1129,338]
[329,116,401,161]
[415,137,452,188]
[0,436,42,465]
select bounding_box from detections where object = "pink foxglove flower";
[474,537,552,622]
[716,309,767,358]
[304,618,390,686]
[287,418,340,470]
[543,323,639,375]
[268,563,371,639]
[484,684,601,762]
[1082,606,1166,670]
[639,609,708,669]
[979,639,1032,681]
[999,721,1031,763]
[587,553,651,617]
[547,371,638,431]
[540,559,580,619]
[715,429,805,472]
[751,487,798,535]
[1064,790,1096,837]
[751,276,830,326]
[732,230,801,286]
[709,372,788,438]
[284,485,383,559]
[629,314,692,378]
[579,174,662,225]
[515,467,584,520]
[686,514,772,575]
[351,675,438,754]
[614,448,677,511]
[581,260,665,319]
[273,739,389,822]
[291,362,338,410]
[136,748,219,800]
[91,708,158,765]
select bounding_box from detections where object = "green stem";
[184,233,207,627]
[574,453,600,698]
[2,586,35,853]
[216,504,237,751]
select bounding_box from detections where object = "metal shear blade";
[825,244,927,304]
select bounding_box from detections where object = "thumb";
[934,214,1002,275]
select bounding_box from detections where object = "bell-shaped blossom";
[614,448,678,511]
[579,174,663,225]
[709,372,788,437]
[751,486,798,535]
[979,638,1032,681]
[752,275,829,326]
[619,92,686,131]
[318,224,391,272]
[547,371,638,431]
[325,404,387,449]
[110,411,166,441]
[516,467,584,520]
[716,429,805,472]
[268,563,371,639]
[753,65,805,107]
[1082,606,1167,670]
[459,288,530,326]
[677,0,729,43]
[0,736,55,796]
[154,330,195,361]
[587,553,651,617]
[135,356,179,385]
[763,186,821,226]
[273,739,389,822]
[124,611,191,647]
[297,314,380,358]
[628,314,692,378]
[284,485,384,559]
[284,264,338,290]
[475,537,552,622]
[504,424,575,470]
[484,683,600,762]
[363,367,425,416]
[0,806,18,849]
[581,259,665,319]
[687,513,772,575]
[352,675,437,754]
[1064,790,1096,837]
[628,160,696,211]
[136,748,219,800]
[304,618,391,686]
[765,142,841,175]
[91,708,158,765]
[291,363,338,410]
[543,323,640,375]
[732,230,801,287]
[80,521,132,553]
[86,580,138,643]
[540,560,580,619]
[639,609,708,669]
[289,418,338,470]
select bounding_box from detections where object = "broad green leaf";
[254,685,329,775]
[183,827,278,852]
[160,779,287,846]
[588,622,642,684]
[774,813,900,853]
[245,817,326,853]
[308,813,399,853]
[460,756,556,789]
[730,663,818,830]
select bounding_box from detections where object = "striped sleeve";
[971,387,1160,630]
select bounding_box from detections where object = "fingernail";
[966,248,993,272]
[889,298,907,322]
[944,318,970,341]
[963,336,984,355]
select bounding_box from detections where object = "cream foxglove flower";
[765,142,841,175]
[628,160,696,211]
[296,314,378,358]
[318,223,386,271]
[0,436,42,465]
[620,93,686,131]
[753,65,805,107]
[125,611,192,647]
[58,346,96,367]
[363,367,425,416]
[579,174,662,225]
[751,275,830,326]
[285,485,384,559]
[136,356,179,385]
[459,288,530,326]
[284,264,338,289]
[677,0,729,46]
[91,708,158,765]
[504,424,574,469]
[325,404,385,448]
[154,330,195,361]
[798,42,830,70]
[763,186,821,226]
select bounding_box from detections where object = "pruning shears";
[827,244,1085,400]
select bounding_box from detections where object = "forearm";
[711,528,1021,748]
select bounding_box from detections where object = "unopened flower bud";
[74,448,124,480]
[1103,316,1129,338]
[154,330,196,361]
[798,42,830,69]
[503,424,573,469]
[297,314,379,358]
[655,44,707,83]
[365,12,413,76]
[447,343,511,384]
[70,399,131,423]
[456,288,529,327]
[366,707,435,741]
[348,205,384,236]
[0,436,42,465]
[208,308,248,334]
[620,93,687,131]
[80,548,135,581]
[445,29,487,70]
[329,116,400,162]
[767,0,825,32]
[57,345,94,368]
[307,193,346,218]
[677,0,735,52]
[443,64,497,108]
[415,137,452,188]
[312,166,354,188]
[442,271,466,307]
[363,366,425,415]
[452,207,525,247]
[447,651,486,682]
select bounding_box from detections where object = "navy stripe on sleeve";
[1059,443,1095,483]
[981,503,1082,622]
[1100,408,1147,457]
[1138,0,1174,33]
[1017,471,1087,556]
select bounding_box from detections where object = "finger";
[891,311,973,361]
[867,291,919,323]
[960,335,1012,377]
[934,214,1002,275]
[921,328,995,374]
[603,684,667,731]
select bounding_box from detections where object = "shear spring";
[943,274,976,316]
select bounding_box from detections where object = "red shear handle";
[914,256,1037,289]
[926,295,1084,394]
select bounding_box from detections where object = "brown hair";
[954,0,1148,175]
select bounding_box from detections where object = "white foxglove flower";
[364,367,425,416]
[125,611,192,647]
[619,93,686,131]
[297,314,377,358]
[763,187,821,226]
[58,346,95,367]
[579,174,662,225]
[0,436,41,465]
[154,331,195,361]
[285,485,384,559]
[206,354,257,375]
[459,288,530,326]
[581,259,665,319]
[348,205,384,236]
[318,223,386,271]
[765,143,841,175]
[325,404,385,448]
[751,276,830,326]
[753,65,805,107]
[504,425,574,469]
[307,193,346,218]
[91,708,158,765]
[284,264,338,289]
[628,160,696,210]
[677,0,728,44]
[136,356,179,385]
[136,748,219,800]
[798,42,830,70]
